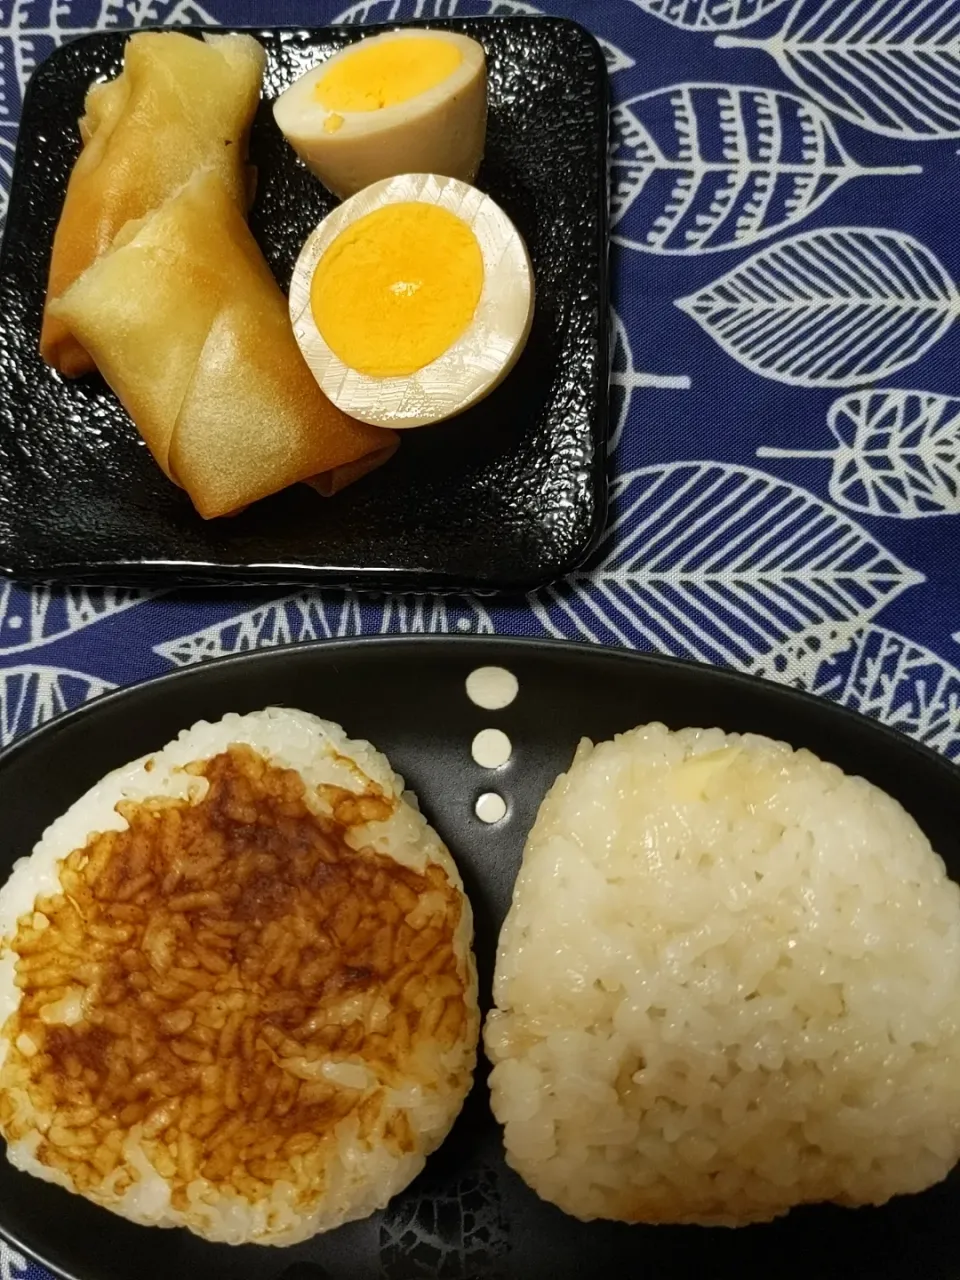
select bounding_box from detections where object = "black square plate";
[0,20,610,590]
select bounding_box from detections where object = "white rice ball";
[486,724,960,1226]
[0,708,479,1245]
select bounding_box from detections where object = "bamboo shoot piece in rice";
[48,172,398,518]
[41,31,267,378]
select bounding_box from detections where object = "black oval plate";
[2,637,960,1280]
[0,20,609,592]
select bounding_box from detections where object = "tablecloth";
[2,0,960,1275]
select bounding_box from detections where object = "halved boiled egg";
[289,173,535,429]
[273,29,487,199]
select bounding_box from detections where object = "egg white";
[273,29,487,200]
[289,173,535,430]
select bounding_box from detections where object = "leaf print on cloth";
[676,228,960,387]
[632,0,790,30]
[759,390,960,518]
[0,1240,26,1280]
[90,0,216,27]
[718,0,960,140]
[154,593,494,666]
[380,1167,509,1278]
[755,622,960,759]
[530,463,923,667]
[10,0,215,40]
[1,10,49,108]
[0,665,113,745]
[612,86,919,255]
[2,1,216,107]
[0,584,149,655]
[334,0,635,75]
[334,0,539,22]
[0,135,15,226]
[597,39,636,76]
[610,310,691,454]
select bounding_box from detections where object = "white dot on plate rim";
[472,727,512,769]
[465,666,518,710]
[475,792,507,824]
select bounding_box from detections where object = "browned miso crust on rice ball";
[0,745,469,1213]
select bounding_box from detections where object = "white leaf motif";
[610,310,691,455]
[0,1239,27,1280]
[719,0,960,140]
[332,0,634,76]
[0,137,16,228]
[334,0,539,22]
[598,39,636,76]
[154,592,494,667]
[5,4,49,100]
[676,228,960,387]
[0,584,149,655]
[631,0,789,31]
[633,0,791,29]
[5,0,216,96]
[380,1168,508,1274]
[0,665,114,745]
[105,1,216,24]
[755,622,960,759]
[612,86,919,255]
[530,462,923,667]
[759,390,960,518]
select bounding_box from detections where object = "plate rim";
[0,634,955,785]
[0,16,611,593]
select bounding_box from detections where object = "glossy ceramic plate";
[0,20,609,590]
[1,637,959,1280]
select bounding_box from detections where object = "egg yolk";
[315,37,463,113]
[311,202,484,379]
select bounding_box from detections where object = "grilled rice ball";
[0,708,478,1246]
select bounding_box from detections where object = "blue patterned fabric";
[2,1,960,1275]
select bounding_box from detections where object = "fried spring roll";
[42,31,266,377]
[49,171,398,518]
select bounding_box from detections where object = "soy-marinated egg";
[273,29,487,199]
[289,173,534,430]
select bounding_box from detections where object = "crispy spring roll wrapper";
[41,31,266,378]
[49,172,398,519]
